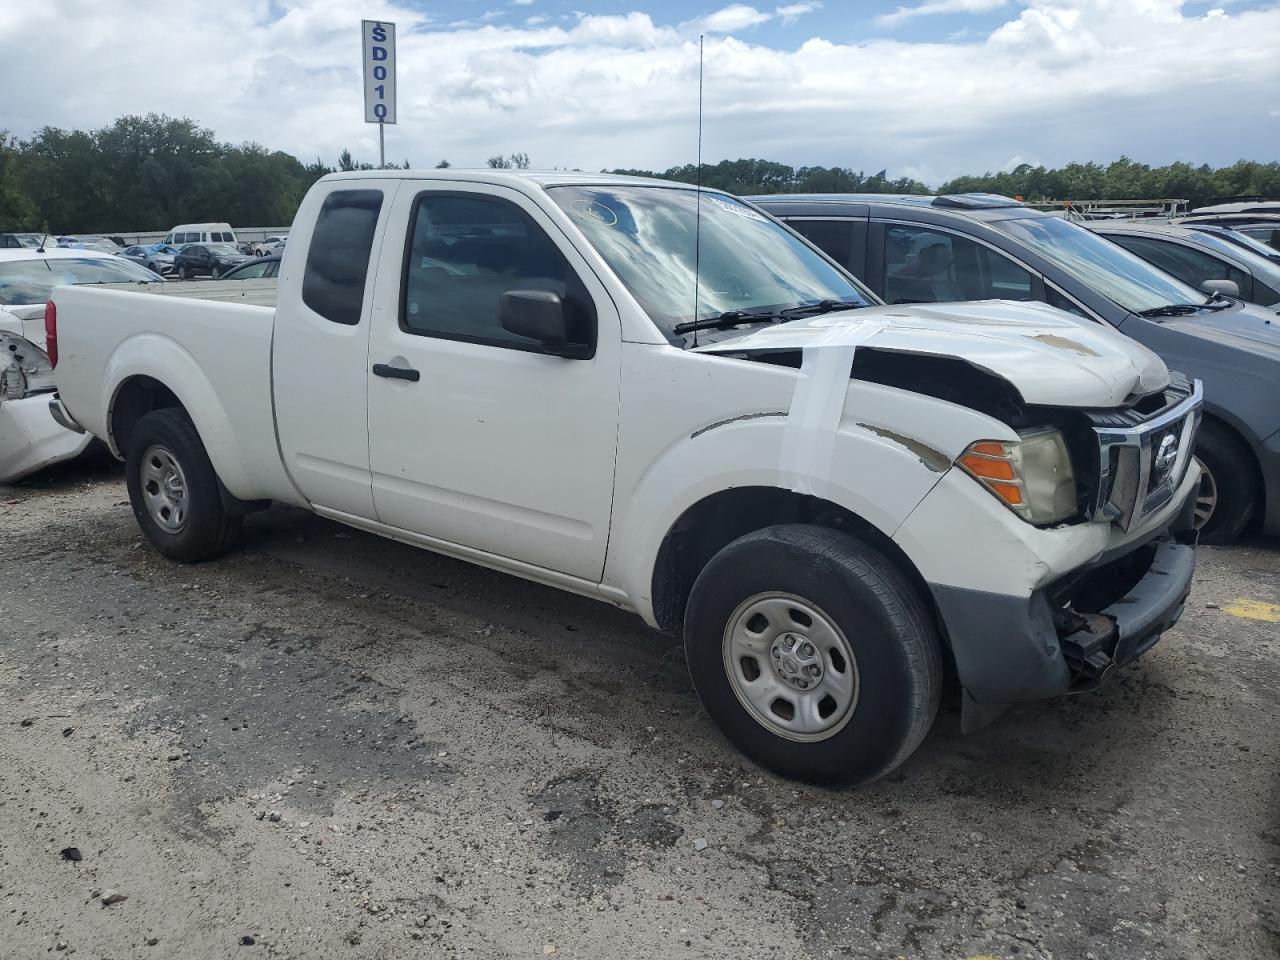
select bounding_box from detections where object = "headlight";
[959,428,1077,525]
[1,333,55,401]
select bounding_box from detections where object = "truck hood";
[694,300,1169,408]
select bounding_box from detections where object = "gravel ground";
[1,454,1277,960]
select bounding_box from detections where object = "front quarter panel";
[604,344,1020,625]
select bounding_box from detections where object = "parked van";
[163,222,237,246]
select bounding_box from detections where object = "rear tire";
[683,524,942,786]
[211,266,221,279]
[1194,420,1258,545]
[125,408,241,562]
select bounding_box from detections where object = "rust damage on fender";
[1030,334,1100,357]
[690,410,788,439]
[856,422,951,473]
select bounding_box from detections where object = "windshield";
[0,256,160,305]
[207,244,241,256]
[993,215,1203,314]
[1191,228,1280,266]
[546,185,875,339]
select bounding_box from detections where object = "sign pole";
[361,20,397,167]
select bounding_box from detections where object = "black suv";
[750,193,1280,544]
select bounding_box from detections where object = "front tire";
[125,408,241,562]
[1194,420,1258,545]
[177,265,189,279]
[683,525,942,786]
[211,266,221,279]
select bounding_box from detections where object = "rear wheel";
[211,266,221,279]
[683,524,942,786]
[125,408,241,562]
[1194,420,1258,545]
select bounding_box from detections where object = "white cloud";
[0,0,1277,184]
[877,0,1010,28]
[693,4,773,33]
[776,1,822,23]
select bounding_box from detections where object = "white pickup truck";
[48,171,1203,785]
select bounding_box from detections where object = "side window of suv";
[884,225,1033,304]
[787,219,853,270]
[302,189,384,325]
[400,193,595,354]
[1109,235,1249,297]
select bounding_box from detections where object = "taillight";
[44,300,57,367]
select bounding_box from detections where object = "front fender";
[103,334,255,496]
[604,381,1019,626]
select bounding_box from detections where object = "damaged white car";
[0,247,160,483]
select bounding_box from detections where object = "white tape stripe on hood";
[778,321,888,496]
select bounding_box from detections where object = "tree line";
[1,114,1276,234]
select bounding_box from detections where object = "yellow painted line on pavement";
[1220,598,1280,623]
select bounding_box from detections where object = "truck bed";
[51,280,295,505]
[99,278,278,308]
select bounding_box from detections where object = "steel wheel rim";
[140,444,190,534]
[1194,456,1217,529]
[722,592,860,743]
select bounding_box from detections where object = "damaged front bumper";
[931,476,1198,729]
[0,393,93,483]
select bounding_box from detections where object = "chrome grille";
[1092,379,1203,530]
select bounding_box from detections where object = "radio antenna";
[691,34,704,348]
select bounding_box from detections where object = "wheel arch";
[103,335,255,494]
[648,486,948,654]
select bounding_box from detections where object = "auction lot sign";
[361,20,397,124]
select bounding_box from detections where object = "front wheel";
[125,408,241,562]
[1194,420,1258,544]
[683,524,942,786]
[177,265,189,279]
[211,266,221,279]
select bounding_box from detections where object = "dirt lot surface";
[2,455,1277,960]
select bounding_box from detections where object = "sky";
[1,0,1279,185]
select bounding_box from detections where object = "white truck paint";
[49,171,1203,784]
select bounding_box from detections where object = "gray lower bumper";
[931,498,1197,711]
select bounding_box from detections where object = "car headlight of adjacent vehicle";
[1,333,56,401]
[958,428,1077,525]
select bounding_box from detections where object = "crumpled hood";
[0,303,48,351]
[694,299,1169,408]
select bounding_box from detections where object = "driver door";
[365,184,621,582]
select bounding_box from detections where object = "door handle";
[372,363,420,382]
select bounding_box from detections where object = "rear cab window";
[302,189,385,325]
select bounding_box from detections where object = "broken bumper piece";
[0,393,93,483]
[932,478,1197,726]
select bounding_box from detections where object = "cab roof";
[320,168,707,192]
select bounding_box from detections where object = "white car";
[253,236,287,257]
[0,247,161,482]
[48,171,1202,784]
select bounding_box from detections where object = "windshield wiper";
[672,310,787,335]
[673,300,867,336]
[778,299,868,318]
[1138,297,1232,318]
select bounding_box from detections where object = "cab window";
[400,193,595,355]
[301,189,384,325]
[883,225,1033,304]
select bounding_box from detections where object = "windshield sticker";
[706,196,767,223]
[567,199,619,226]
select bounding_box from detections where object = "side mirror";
[500,290,587,358]
[1200,279,1239,298]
